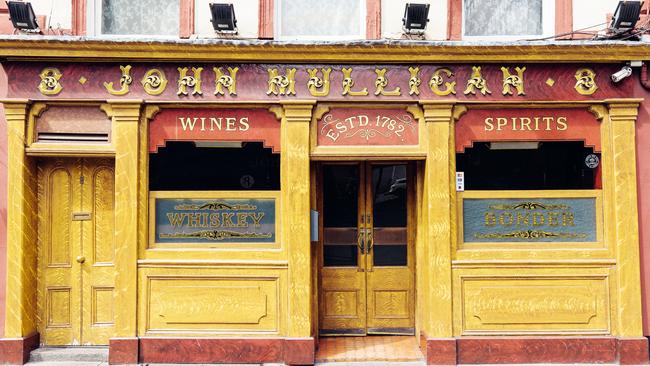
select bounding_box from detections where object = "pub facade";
[0,39,648,365]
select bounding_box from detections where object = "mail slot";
[71,212,92,221]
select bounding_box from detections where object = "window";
[88,0,180,36]
[276,0,366,40]
[462,0,554,40]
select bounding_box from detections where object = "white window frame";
[274,0,367,41]
[86,0,180,38]
[461,0,555,41]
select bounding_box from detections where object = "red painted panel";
[139,338,284,364]
[3,62,634,102]
[455,107,601,152]
[317,108,418,146]
[148,108,281,153]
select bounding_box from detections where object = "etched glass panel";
[102,0,179,35]
[279,0,362,38]
[464,0,542,36]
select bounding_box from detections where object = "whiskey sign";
[317,108,418,146]
[462,197,597,243]
[154,196,276,244]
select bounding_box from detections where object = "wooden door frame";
[314,160,418,336]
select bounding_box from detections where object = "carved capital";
[280,100,316,123]
[420,101,457,124]
[100,100,143,122]
[0,99,30,122]
[605,99,642,123]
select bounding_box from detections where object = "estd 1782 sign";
[317,108,419,146]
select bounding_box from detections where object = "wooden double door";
[318,162,415,335]
[37,158,116,345]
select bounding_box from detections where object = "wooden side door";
[319,164,367,335]
[37,159,84,345]
[37,158,115,346]
[365,163,415,334]
[80,159,116,344]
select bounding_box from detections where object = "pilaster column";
[278,101,315,339]
[101,100,141,339]
[2,100,37,339]
[605,99,643,337]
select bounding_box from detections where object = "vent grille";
[37,132,110,143]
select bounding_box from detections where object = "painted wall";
[29,0,72,30]
[0,65,7,338]
[194,0,259,38]
[572,0,618,32]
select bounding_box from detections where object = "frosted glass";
[102,0,179,35]
[464,0,542,36]
[280,0,362,38]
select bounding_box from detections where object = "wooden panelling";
[138,267,287,336]
[454,267,612,335]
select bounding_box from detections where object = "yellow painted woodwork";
[318,162,415,335]
[1,39,650,63]
[4,100,38,338]
[419,101,457,338]
[102,100,141,338]
[452,266,613,335]
[279,101,314,338]
[37,159,116,345]
[137,266,287,337]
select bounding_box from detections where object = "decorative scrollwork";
[464,66,491,95]
[575,68,598,95]
[488,202,569,210]
[173,202,257,210]
[408,66,421,96]
[474,230,587,240]
[141,69,168,96]
[160,230,272,241]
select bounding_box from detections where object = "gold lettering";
[141,68,168,96]
[189,213,201,227]
[562,212,575,227]
[557,116,568,131]
[179,117,198,131]
[236,212,249,227]
[104,65,132,96]
[499,212,514,226]
[516,212,529,226]
[167,213,186,227]
[38,67,63,95]
[429,67,456,96]
[532,212,545,226]
[213,66,238,96]
[464,66,491,95]
[222,213,235,227]
[210,213,220,227]
[177,67,203,96]
[342,68,369,96]
[501,66,526,96]
[548,212,560,227]
[374,68,401,96]
[484,117,494,131]
[307,68,331,97]
[408,66,421,96]
[249,213,265,227]
[266,68,296,95]
[484,212,497,227]
[239,117,250,131]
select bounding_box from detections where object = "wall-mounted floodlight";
[402,3,430,34]
[210,3,237,34]
[6,1,39,32]
[610,0,643,33]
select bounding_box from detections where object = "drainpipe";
[641,61,650,90]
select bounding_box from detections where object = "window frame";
[86,0,182,38]
[274,0,367,41]
[461,0,555,41]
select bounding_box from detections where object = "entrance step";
[315,336,424,363]
[29,347,108,363]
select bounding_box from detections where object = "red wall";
[635,75,650,335]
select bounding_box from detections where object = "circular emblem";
[585,154,600,169]
[240,174,255,189]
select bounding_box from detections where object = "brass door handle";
[358,230,365,254]
[76,256,86,264]
[366,230,373,253]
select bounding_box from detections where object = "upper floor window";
[463,0,554,40]
[276,0,365,40]
[88,0,180,36]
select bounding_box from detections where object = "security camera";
[611,66,633,83]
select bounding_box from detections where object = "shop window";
[456,141,600,190]
[463,0,554,39]
[149,141,280,190]
[275,0,365,40]
[88,0,180,36]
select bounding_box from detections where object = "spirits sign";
[462,197,597,243]
[154,197,276,244]
[317,108,418,146]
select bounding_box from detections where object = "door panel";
[38,158,115,346]
[319,162,415,336]
[38,159,83,345]
[81,160,116,344]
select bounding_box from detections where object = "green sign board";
[154,197,276,243]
